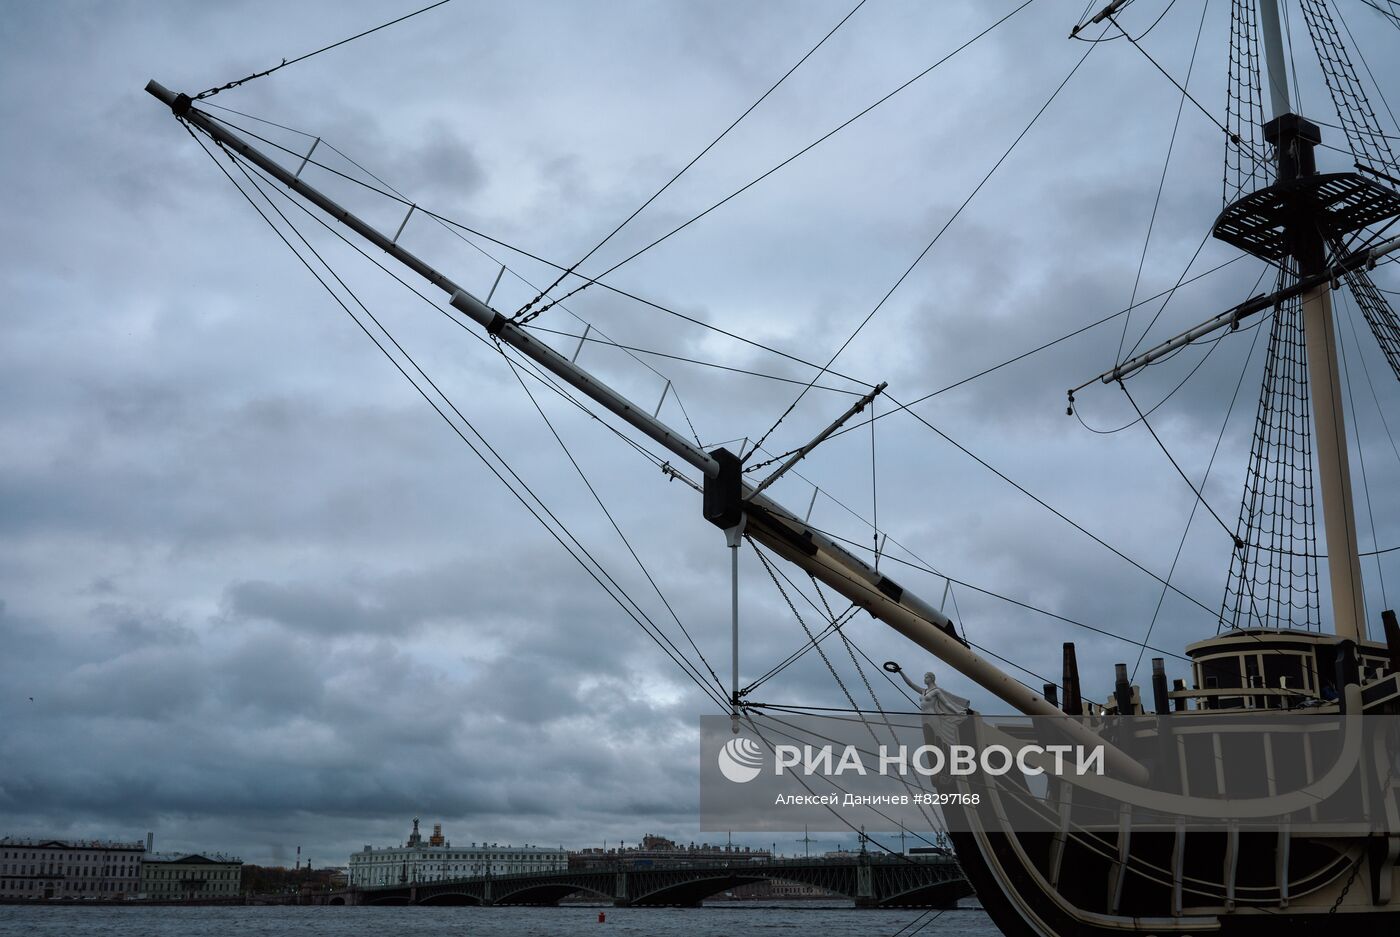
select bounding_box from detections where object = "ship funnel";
[1335,640,1360,710]
[1151,658,1170,715]
[1113,663,1134,715]
[1383,610,1400,675]
[1061,643,1082,715]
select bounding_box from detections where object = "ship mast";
[1256,0,1367,642]
[1075,2,1400,642]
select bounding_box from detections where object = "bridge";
[352,855,972,908]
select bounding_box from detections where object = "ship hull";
[927,660,1400,936]
[947,824,1399,936]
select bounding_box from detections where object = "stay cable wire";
[189,121,730,711]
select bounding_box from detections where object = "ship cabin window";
[1198,655,1242,690]
[1197,655,1244,709]
[1262,653,1307,707]
[1312,644,1340,701]
[1195,650,1316,709]
[1359,654,1389,682]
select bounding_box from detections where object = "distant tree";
[240,864,342,894]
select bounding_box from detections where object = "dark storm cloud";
[2,0,1398,866]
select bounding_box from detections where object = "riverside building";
[140,851,243,899]
[348,818,566,887]
[569,833,772,870]
[0,835,145,899]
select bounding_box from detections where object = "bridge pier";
[613,870,629,907]
[854,857,875,908]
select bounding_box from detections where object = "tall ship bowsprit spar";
[144,1,1400,933]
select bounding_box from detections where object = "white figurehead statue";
[889,663,971,747]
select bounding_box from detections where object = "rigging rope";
[1132,308,1267,680]
[514,0,1040,325]
[1120,382,1243,545]
[1221,264,1324,633]
[739,251,1255,470]
[217,122,700,495]
[1297,0,1399,172]
[1225,0,1270,205]
[202,122,1005,710]
[798,522,1191,662]
[742,605,860,694]
[1118,0,1210,364]
[743,714,959,862]
[749,542,945,833]
[1074,319,1244,434]
[197,104,713,446]
[188,120,732,711]
[1337,291,1392,610]
[498,349,729,698]
[744,27,1101,464]
[1107,10,1275,169]
[512,0,870,324]
[882,394,1229,626]
[1339,289,1400,476]
[1123,226,1217,361]
[193,0,453,100]
[1331,4,1400,155]
[1332,239,1400,382]
[194,107,875,395]
[1335,303,1387,616]
[809,577,945,832]
[1357,0,1400,30]
[519,324,865,396]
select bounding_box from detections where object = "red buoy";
[598,911,606,923]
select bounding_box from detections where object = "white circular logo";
[718,736,764,783]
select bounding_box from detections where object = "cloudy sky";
[2,0,1398,867]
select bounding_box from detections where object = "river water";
[0,902,1002,936]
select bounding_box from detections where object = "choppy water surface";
[0,902,1001,936]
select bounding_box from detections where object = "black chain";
[1329,851,1364,914]
[511,264,579,324]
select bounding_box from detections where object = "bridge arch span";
[417,891,487,906]
[628,873,773,907]
[494,882,613,906]
[877,878,971,908]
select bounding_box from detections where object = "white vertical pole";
[570,323,591,363]
[726,516,747,732]
[653,380,671,419]
[391,203,416,244]
[1258,1,1292,119]
[485,264,506,306]
[1300,282,1368,641]
[294,137,321,178]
